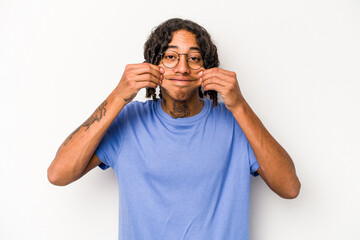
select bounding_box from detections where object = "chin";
[160,86,198,102]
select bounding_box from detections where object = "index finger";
[139,63,164,79]
[202,68,234,77]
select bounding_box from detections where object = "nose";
[173,55,190,75]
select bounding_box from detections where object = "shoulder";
[119,99,157,120]
[125,99,155,109]
[208,100,234,120]
[122,99,156,113]
[207,99,245,133]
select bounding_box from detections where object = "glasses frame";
[160,50,203,70]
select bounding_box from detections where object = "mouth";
[167,77,198,82]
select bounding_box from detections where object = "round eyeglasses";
[160,50,203,70]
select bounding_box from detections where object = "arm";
[231,100,300,199]
[200,68,301,199]
[47,63,163,186]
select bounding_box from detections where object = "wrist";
[108,88,128,111]
[230,98,249,117]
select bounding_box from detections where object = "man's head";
[144,18,219,106]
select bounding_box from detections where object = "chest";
[115,120,235,187]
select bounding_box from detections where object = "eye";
[188,56,201,63]
[163,52,178,61]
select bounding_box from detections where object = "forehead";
[168,30,199,52]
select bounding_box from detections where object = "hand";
[115,63,164,103]
[199,68,245,112]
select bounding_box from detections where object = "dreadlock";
[143,18,220,107]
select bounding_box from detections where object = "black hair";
[143,18,219,107]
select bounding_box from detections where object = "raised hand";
[115,63,164,103]
[199,68,245,112]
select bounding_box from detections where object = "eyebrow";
[167,45,201,51]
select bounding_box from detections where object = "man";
[48,18,300,239]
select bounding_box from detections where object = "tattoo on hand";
[63,101,108,146]
[170,101,190,119]
[124,94,136,103]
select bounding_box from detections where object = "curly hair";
[143,18,219,107]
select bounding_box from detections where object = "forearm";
[47,88,126,186]
[232,100,301,199]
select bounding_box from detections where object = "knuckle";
[211,68,219,77]
[145,63,152,71]
[129,81,136,89]
[124,75,131,83]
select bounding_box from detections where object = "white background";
[1,0,359,239]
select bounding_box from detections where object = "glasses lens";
[162,51,179,68]
[187,52,203,70]
[161,50,203,70]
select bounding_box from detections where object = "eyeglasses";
[160,50,203,70]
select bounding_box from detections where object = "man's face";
[159,30,204,101]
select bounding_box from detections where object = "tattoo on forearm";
[170,101,190,119]
[124,94,136,103]
[63,101,108,146]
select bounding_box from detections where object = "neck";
[161,92,203,119]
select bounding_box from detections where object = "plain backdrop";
[1,0,359,239]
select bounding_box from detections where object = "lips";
[167,77,197,81]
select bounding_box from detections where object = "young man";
[48,18,300,239]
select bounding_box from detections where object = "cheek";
[162,70,174,79]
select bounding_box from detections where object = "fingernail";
[199,71,203,76]
[160,68,164,73]
[160,75,163,80]
[200,77,202,82]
